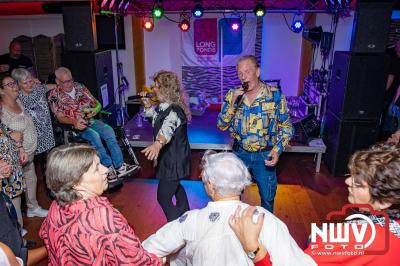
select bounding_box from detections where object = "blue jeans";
[80,120,123,168]
[234,147,277,213]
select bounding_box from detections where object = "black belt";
[232,140,272,152]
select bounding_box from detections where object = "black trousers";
[157,179,190,222]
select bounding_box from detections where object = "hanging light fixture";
[179,19,190,32]
[192,0,203,18]
[143,17,154,31]
[152,0,164,19]
[254,2,265,17]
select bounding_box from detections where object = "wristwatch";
[156,139,165,146]
[246,246,260,260]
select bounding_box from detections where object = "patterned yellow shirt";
[217,82,293,154]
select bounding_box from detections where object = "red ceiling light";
[143,17,154,32]
[179,19,190,32]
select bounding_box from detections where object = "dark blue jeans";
[234,147,277,213]
[80,120,124,168]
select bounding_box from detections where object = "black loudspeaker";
[292,114,320,144]
[351,0,393,53]
[62,5,97,51]
[328,52,388,120]
[61,50,115,110]
[323,111,380,176]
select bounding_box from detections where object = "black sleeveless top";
[153,105,191,180]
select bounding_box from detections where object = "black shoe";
[106,167,123,192]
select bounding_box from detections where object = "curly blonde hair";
[348,144,400,218]
[153,70,191,121]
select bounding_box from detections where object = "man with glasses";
[48,67,137,189]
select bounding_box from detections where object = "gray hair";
[54,67,72,79]
[11,68,32,83]
[201,150,251,196]
[46,143,98,206]
[237,55,260,68]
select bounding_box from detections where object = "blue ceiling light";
[192,3,204,18]
[291,19,304,33]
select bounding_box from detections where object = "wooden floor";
[25,150,348,265]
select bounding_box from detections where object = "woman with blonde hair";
[139,70,191,221]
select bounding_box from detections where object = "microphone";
[130,92,156,100]
[235,82,249,106]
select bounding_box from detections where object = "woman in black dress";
[140,70,191,221]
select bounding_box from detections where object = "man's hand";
[73,118,87,130]
[83,107,97,119]
[232,88,245,105]
[141,141,162,161]
[265,150,279,167]
[0,64,10,73]
[0,160,11,179]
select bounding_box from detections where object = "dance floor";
[26,150,347,265]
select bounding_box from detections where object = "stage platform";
[124,110,326,172]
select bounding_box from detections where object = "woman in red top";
[39,144,161,265]
[231,143,400,266]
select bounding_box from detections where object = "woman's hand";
[139,91,152,108]
[141,141,162,161]
[19,148,28,165]
[229,206,264,253]
[0,160,11,179]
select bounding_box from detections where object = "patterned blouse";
[144,102,182,143]
[19,84,55,154]
[1,100,37,156]
[39,196,161,266]
[48,82,97,121]
[217,82,293,155]
[0,124,25,199]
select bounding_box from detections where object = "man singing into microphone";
[217,55,293,213]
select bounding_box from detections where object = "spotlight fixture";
[291,19,304,33]
[192,3,204,18]
[152,3,164,19]
[254,3,265,17]
[143,17,154,32]
[231,21,240,31]
[179,19,190,32]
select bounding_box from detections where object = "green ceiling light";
[254,3,265,17]
[152,5,164,19]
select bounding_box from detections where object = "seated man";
[48,67,137,187]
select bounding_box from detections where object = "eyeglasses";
[58,79,74,86]
[1,81,18,88]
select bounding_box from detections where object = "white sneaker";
[21,228,27,237]
[27,207,48,218]
[116,163,139,177]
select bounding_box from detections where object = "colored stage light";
[231,21,240,31]
[143,18,154,31]
[291,19,304,33]
[192,3,203,18]
[254,3,265,17]
[179,19,190,32]
[152,6,164,18]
